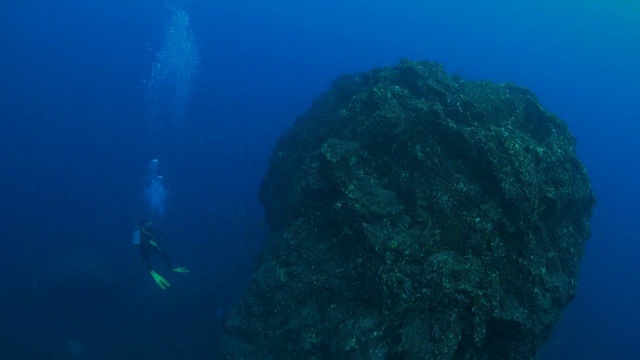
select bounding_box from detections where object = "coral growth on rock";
[222,60,596,359]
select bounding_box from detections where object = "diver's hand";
[150,271,170,289]
[172,267,190,273]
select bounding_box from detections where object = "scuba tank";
[132,228,141,245]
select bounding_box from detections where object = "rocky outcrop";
[222,59,596,359]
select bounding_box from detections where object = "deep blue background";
[1,0,638,358]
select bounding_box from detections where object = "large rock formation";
[222,60,595,359]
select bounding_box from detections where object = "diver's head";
[140,219,152,229]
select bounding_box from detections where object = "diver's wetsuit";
[139,225,173,272]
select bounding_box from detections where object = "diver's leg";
[140,244,153,272]
[158,249,174,271]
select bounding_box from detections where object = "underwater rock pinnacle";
[222,59,595,359]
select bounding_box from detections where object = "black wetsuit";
[139,225,173,272]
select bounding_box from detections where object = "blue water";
[1,0,638,358]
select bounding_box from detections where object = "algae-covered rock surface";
[222,60,596,359]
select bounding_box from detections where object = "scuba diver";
[135,220,189,289]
